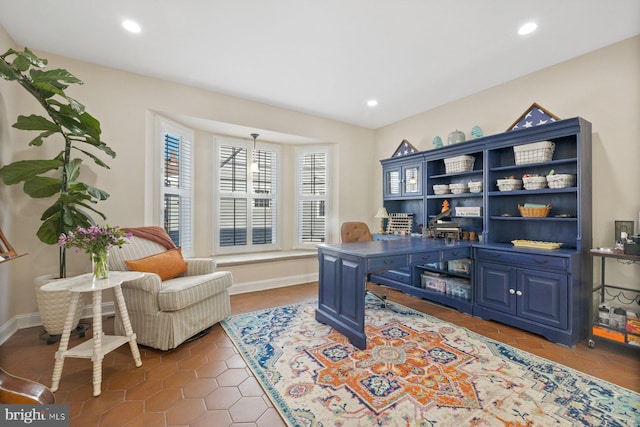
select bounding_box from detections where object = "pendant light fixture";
[250,133,260,173]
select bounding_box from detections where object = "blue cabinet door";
[518,269,567,329]
[477,262,516,315]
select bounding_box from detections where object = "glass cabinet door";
[404,166,420,194]
[385,169,401,197]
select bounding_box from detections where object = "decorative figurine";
[432,136,443,148]
[441,200,450,214]
[471,125,483,139]
[447,130,465,145]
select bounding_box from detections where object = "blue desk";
[316,238,472,349]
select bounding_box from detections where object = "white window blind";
[297,150,328,246]
[216,139,278,252]
[162,125,193,255]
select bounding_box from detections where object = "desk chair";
[340,222,387,308]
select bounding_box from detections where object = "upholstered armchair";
[108,232,233,350]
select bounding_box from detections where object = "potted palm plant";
[0,47,116,339]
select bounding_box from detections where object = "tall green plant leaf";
[13,114,60,132]
[0,159,62,185]
[24,176,61,198]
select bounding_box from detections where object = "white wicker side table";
[41,271,144,397]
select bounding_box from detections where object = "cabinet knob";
[509,289,515,294]
[516,290,523,296]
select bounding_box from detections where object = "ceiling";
[0,1,638,130]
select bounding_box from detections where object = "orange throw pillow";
[124,247,187,280]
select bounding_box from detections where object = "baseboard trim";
[229,273,318,295]
[0,302,116,346]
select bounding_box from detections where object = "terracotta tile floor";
[1,282,638,426]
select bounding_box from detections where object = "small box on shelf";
[455,207,481,217]
[421,273,446,293]
[445,278,471,299]
[592,325,625,343]
[448,259,472,274]
[627,334,640,347]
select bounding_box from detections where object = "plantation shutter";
[252,149,277,245]
[297,151,327,244]
[163,130,192,254]
[219,144,248,246]
[217,141,278,250]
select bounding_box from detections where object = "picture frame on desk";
[614,220,634,240]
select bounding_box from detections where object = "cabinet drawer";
[440,247,471,261]
[373,268,411,283]
[476,249,568,271]
[367,255,407,272]
[410,252,439,264]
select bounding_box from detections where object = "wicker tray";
[518,204,551,217]
[511,240,563,250]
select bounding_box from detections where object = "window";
[215,137,279,253]
[296,147,330,248]
[160,121,193,256]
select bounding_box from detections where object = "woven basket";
[522,176,547,190]
[547,174,576,189]
[35,274,85,336]
[518,204,551,217]
[444,155,475,174]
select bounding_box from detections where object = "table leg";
[51,292,81,393]
[113,285,142,367]
[91,290,103,397]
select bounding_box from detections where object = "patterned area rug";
[221,300,639,426]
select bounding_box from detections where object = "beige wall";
[0,25,19,327]
[374,35,640,285]
[1,27,638,332]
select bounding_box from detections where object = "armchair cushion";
[157,272,233,311]
[124,247,187,280]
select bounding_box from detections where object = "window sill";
[214,250,317,267]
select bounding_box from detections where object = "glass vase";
[91,250,109,280]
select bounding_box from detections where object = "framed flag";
[507,102,560,131]
[392,139,418,157]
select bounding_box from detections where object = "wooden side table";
[41,271,144,396]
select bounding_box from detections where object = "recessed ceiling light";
[367,99,378,107]
[518,22,537,35]
[122,20,142,33]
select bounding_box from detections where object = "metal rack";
[588,250,640,349]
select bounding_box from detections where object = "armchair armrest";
[121,274,163,295]
[119,274,163,314]
[185,258,217,276]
